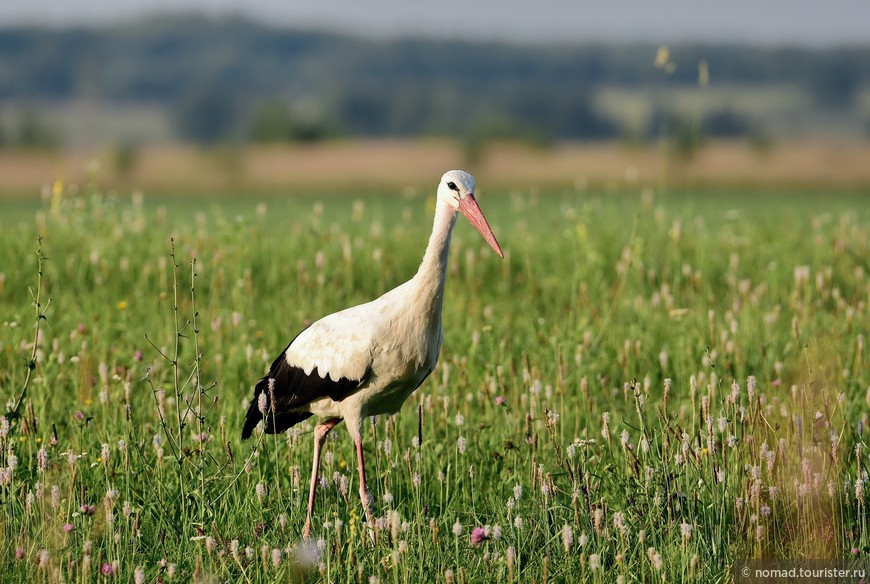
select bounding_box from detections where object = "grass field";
[0,180,867,582]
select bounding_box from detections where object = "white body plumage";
[294,275,445,439]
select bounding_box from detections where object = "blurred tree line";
[0,15,868,147]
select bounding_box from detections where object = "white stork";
[242,170,502,538]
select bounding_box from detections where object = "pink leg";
[302,418,341,539]
[355,436,375,536]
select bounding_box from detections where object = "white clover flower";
[561,524,573,551]
[680,522,692,540]
[589,554,600,570]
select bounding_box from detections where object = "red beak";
[458,193,504,258]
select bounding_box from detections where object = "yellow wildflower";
[654,47,670,69]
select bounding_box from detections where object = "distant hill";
[0,15,868,144]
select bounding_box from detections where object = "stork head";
[438,170,504,258]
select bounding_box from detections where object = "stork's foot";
[303,418,342,540]
[359,486,376,543]
[352,433,377,543]
[360,486,375,522]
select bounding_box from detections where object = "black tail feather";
[241,397,262,440]
[241,372,315,440]
[242,332,364,440]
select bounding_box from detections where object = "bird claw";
[358,487,376,542]
[359,487,374,507]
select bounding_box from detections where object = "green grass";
[0,183,867,582]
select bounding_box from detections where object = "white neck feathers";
[412,200,458,311]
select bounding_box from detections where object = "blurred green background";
[1,3,869,194]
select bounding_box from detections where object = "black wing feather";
[241,339,367,439]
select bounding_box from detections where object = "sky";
[2,0,869,46]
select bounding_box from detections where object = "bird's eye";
[447,181,459,192]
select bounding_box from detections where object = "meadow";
[0,179,867,582]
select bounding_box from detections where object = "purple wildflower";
[470,526,489,545]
